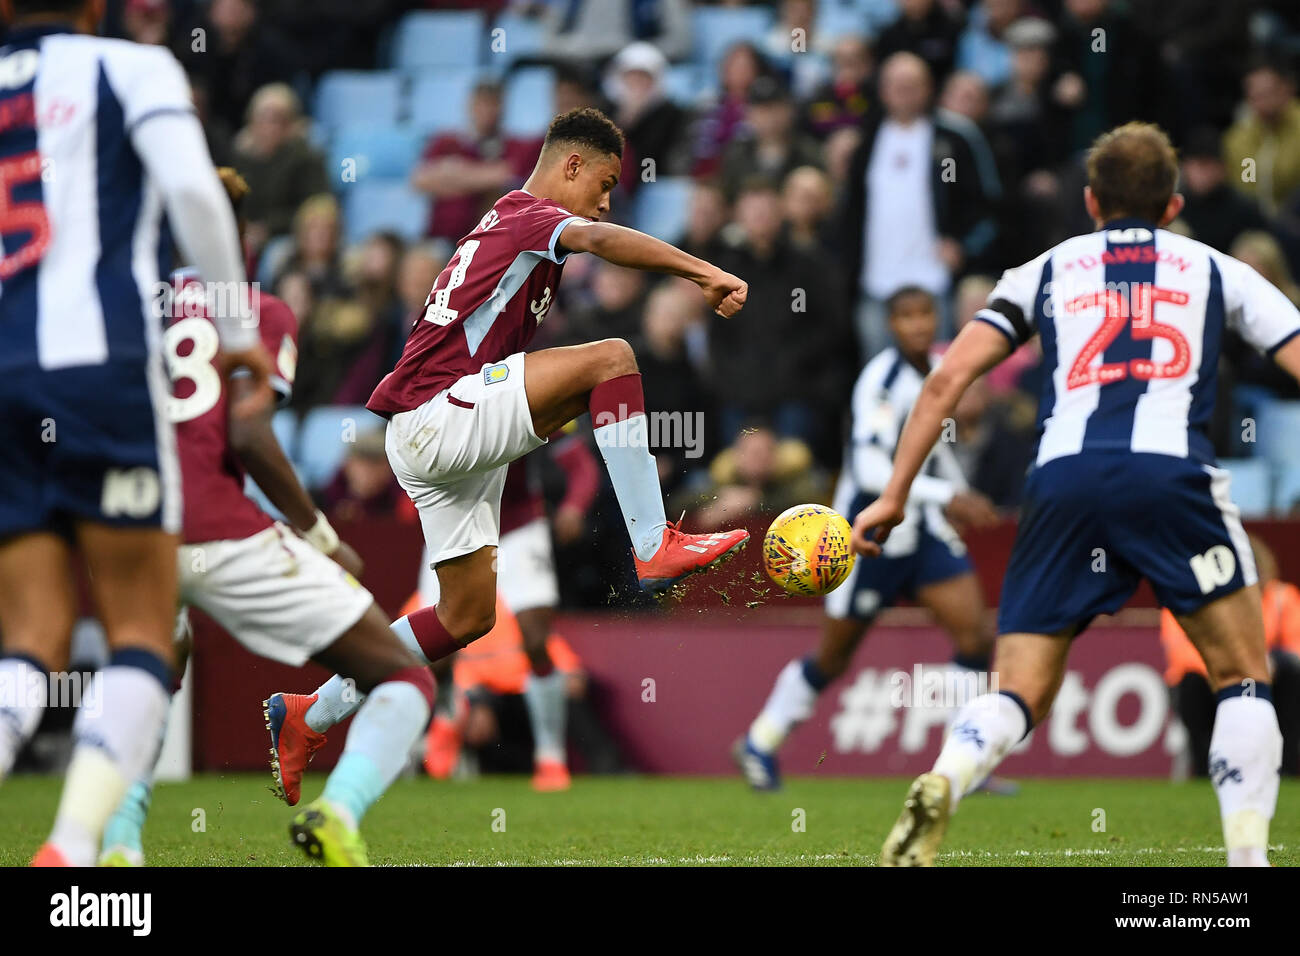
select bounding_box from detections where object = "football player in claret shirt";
[97,169,432,867]
[260,108,752,798]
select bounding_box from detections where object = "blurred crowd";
[73,0,1300,605]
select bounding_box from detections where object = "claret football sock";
[0,654,47,781]
[590,373,668,561]
[47,650,172,865]
[749,657,827,754]
[1208,683,1281,867]
[320,667,433,827]
[931,690,1030,812]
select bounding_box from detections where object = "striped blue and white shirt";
[835,346,968,557]
[0,25,194,372]
[975,220,1300,467]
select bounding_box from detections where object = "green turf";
[2,773,1295,866]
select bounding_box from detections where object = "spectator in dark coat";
[231,83,330,257]
[709,179,853,463]
[874,0,962,88]
[719,75,824,201]
[607,42,692,182]
[839,52,1001,358]
[1176,127,1268,254]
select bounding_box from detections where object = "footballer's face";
[889,294,937,358]
[566,152,622,220]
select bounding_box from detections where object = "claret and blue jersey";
[975,221,1300,635]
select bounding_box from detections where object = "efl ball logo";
[763,504,855,597]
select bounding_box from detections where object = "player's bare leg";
[33,525,178,867]
[524,340,748,592]
[1174,585,1278,867]
[882,628,1072,866]
[915,572,994,668]
[738,616,870,790]
[0,533,76,784]
[517,605,570,791]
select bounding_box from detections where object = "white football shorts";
[178,523,373,666]
[416,515,559,612]
[386,352,547,566]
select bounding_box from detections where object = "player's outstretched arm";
[226,379,364,578]
[559,220,747,317]
[851,321,1011,556]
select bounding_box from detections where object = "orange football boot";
[263,692,327,806]
[634,520,749,594]
[423,714,462,780]
[532,758,571,792]
[31,843,70,867]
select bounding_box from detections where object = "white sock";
[48,662,171,865]
[0,656,47,780]
[932,692,1029,812]
[304,616,433,732]
[593,413,668,561]
[321,679,431,826]
[1209,691,1281,867]
[523,670,567,765]
[749,659,821,754]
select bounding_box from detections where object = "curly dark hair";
[543,107,625,158]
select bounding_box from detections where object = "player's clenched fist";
[698,268,747,317]
[851,495,906,557]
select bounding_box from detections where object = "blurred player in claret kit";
[0,0,274,866]
[736,287,998,791]
[854,123,1300,867]
[279,444,597,796]
[97,169,432,868]
[263,109,749,801]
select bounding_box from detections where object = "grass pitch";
[2,773,1295,866]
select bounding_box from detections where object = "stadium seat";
[633,177,693,244]
[256,234,294,288]
[1253,398,1300,462]
[391,11,485,71]
[860,0,903,34]
[341,178,430,244]
[408,70,478,136]
[328,125,425,183]
[1217,458,1274,518]
[487,12,545,71]
[692,6,775,69]
[1273,464,1300,515]
[271,408,299,459]
[502,67,554,137]
[313,71,403,131]
[664,64,713,107]
[296,405,385,490]
[817,0,872,38]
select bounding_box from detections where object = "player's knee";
[597,337,638,377]
[446,605,496,643]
